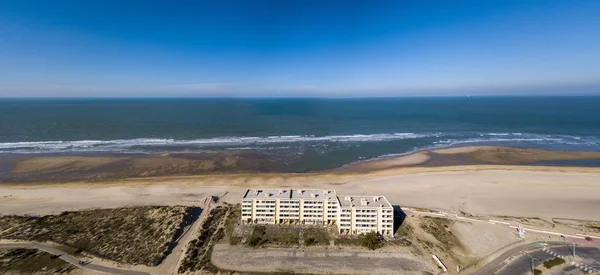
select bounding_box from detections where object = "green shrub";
[302,228,330,246]
[358,231,383,250]
[543,258,565,269]
[248,225,268,247]
[229,236,242,245]
[304,237,317,246]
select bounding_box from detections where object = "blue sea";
[0,97,599,169]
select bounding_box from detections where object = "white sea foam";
[0,132,597,153]
[434,133,599,148]
[0,133,437,153]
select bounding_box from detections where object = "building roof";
[290,189,337,200]
[242,189,392,208]
[338,195,392,209]
[242,188,338,200]
[242,189,292,199]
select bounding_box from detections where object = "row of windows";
[279,200,300,204]
[255,200,276,204]
[256,214,274,217]
[303,214,323,218]
[356,224,377,228]
[303,201,323,204]
[279,214,299,217]
[304,210,323,214]
[304,206,323,209]
[256,205,275,208]
[279,209,299,213]
[256,209,274,213]
[357,209,378,213]
[355,214,377,218]
[280,205,300,209]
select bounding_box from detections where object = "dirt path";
[156,197,212,275]
[0,241,152,275]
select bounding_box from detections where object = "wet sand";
[2,146,600,183]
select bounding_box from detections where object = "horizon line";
[1,94,600,100]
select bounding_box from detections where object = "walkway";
[0,241,153,275]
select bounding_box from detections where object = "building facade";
[241,188,394,236]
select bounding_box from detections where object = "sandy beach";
[1,164,599,221]
[1,146,600,221]
[2,145,600,275]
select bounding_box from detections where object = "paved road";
[496,245,600,275]
[472,243,600,275]
[495,249,558,275]
[470,243,539,275]
[0,242,152,275]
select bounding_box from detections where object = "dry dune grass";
[0,206,199,266]
[0,248,75,274]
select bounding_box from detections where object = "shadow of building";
[392,205,407,236]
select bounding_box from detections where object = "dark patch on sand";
[420,152,482,166]
[0,152,289,183]
[1,146,600,183]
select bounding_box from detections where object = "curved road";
[0,242,152,275]
[470,243,539,275]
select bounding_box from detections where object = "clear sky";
[1,0,599,97]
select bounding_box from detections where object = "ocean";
[1,96,599,170]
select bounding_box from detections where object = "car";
[585,236,593,242]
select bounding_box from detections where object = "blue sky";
[1,0,599,97]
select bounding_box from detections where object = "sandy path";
[1,167,599,221]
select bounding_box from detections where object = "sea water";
[0,96,599,169]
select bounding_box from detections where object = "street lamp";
[561,235,576,258]
[523,252,540,275]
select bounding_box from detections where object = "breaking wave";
[0,133,437,153]
[0,132,598,154]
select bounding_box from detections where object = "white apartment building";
[241,188,394,236]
